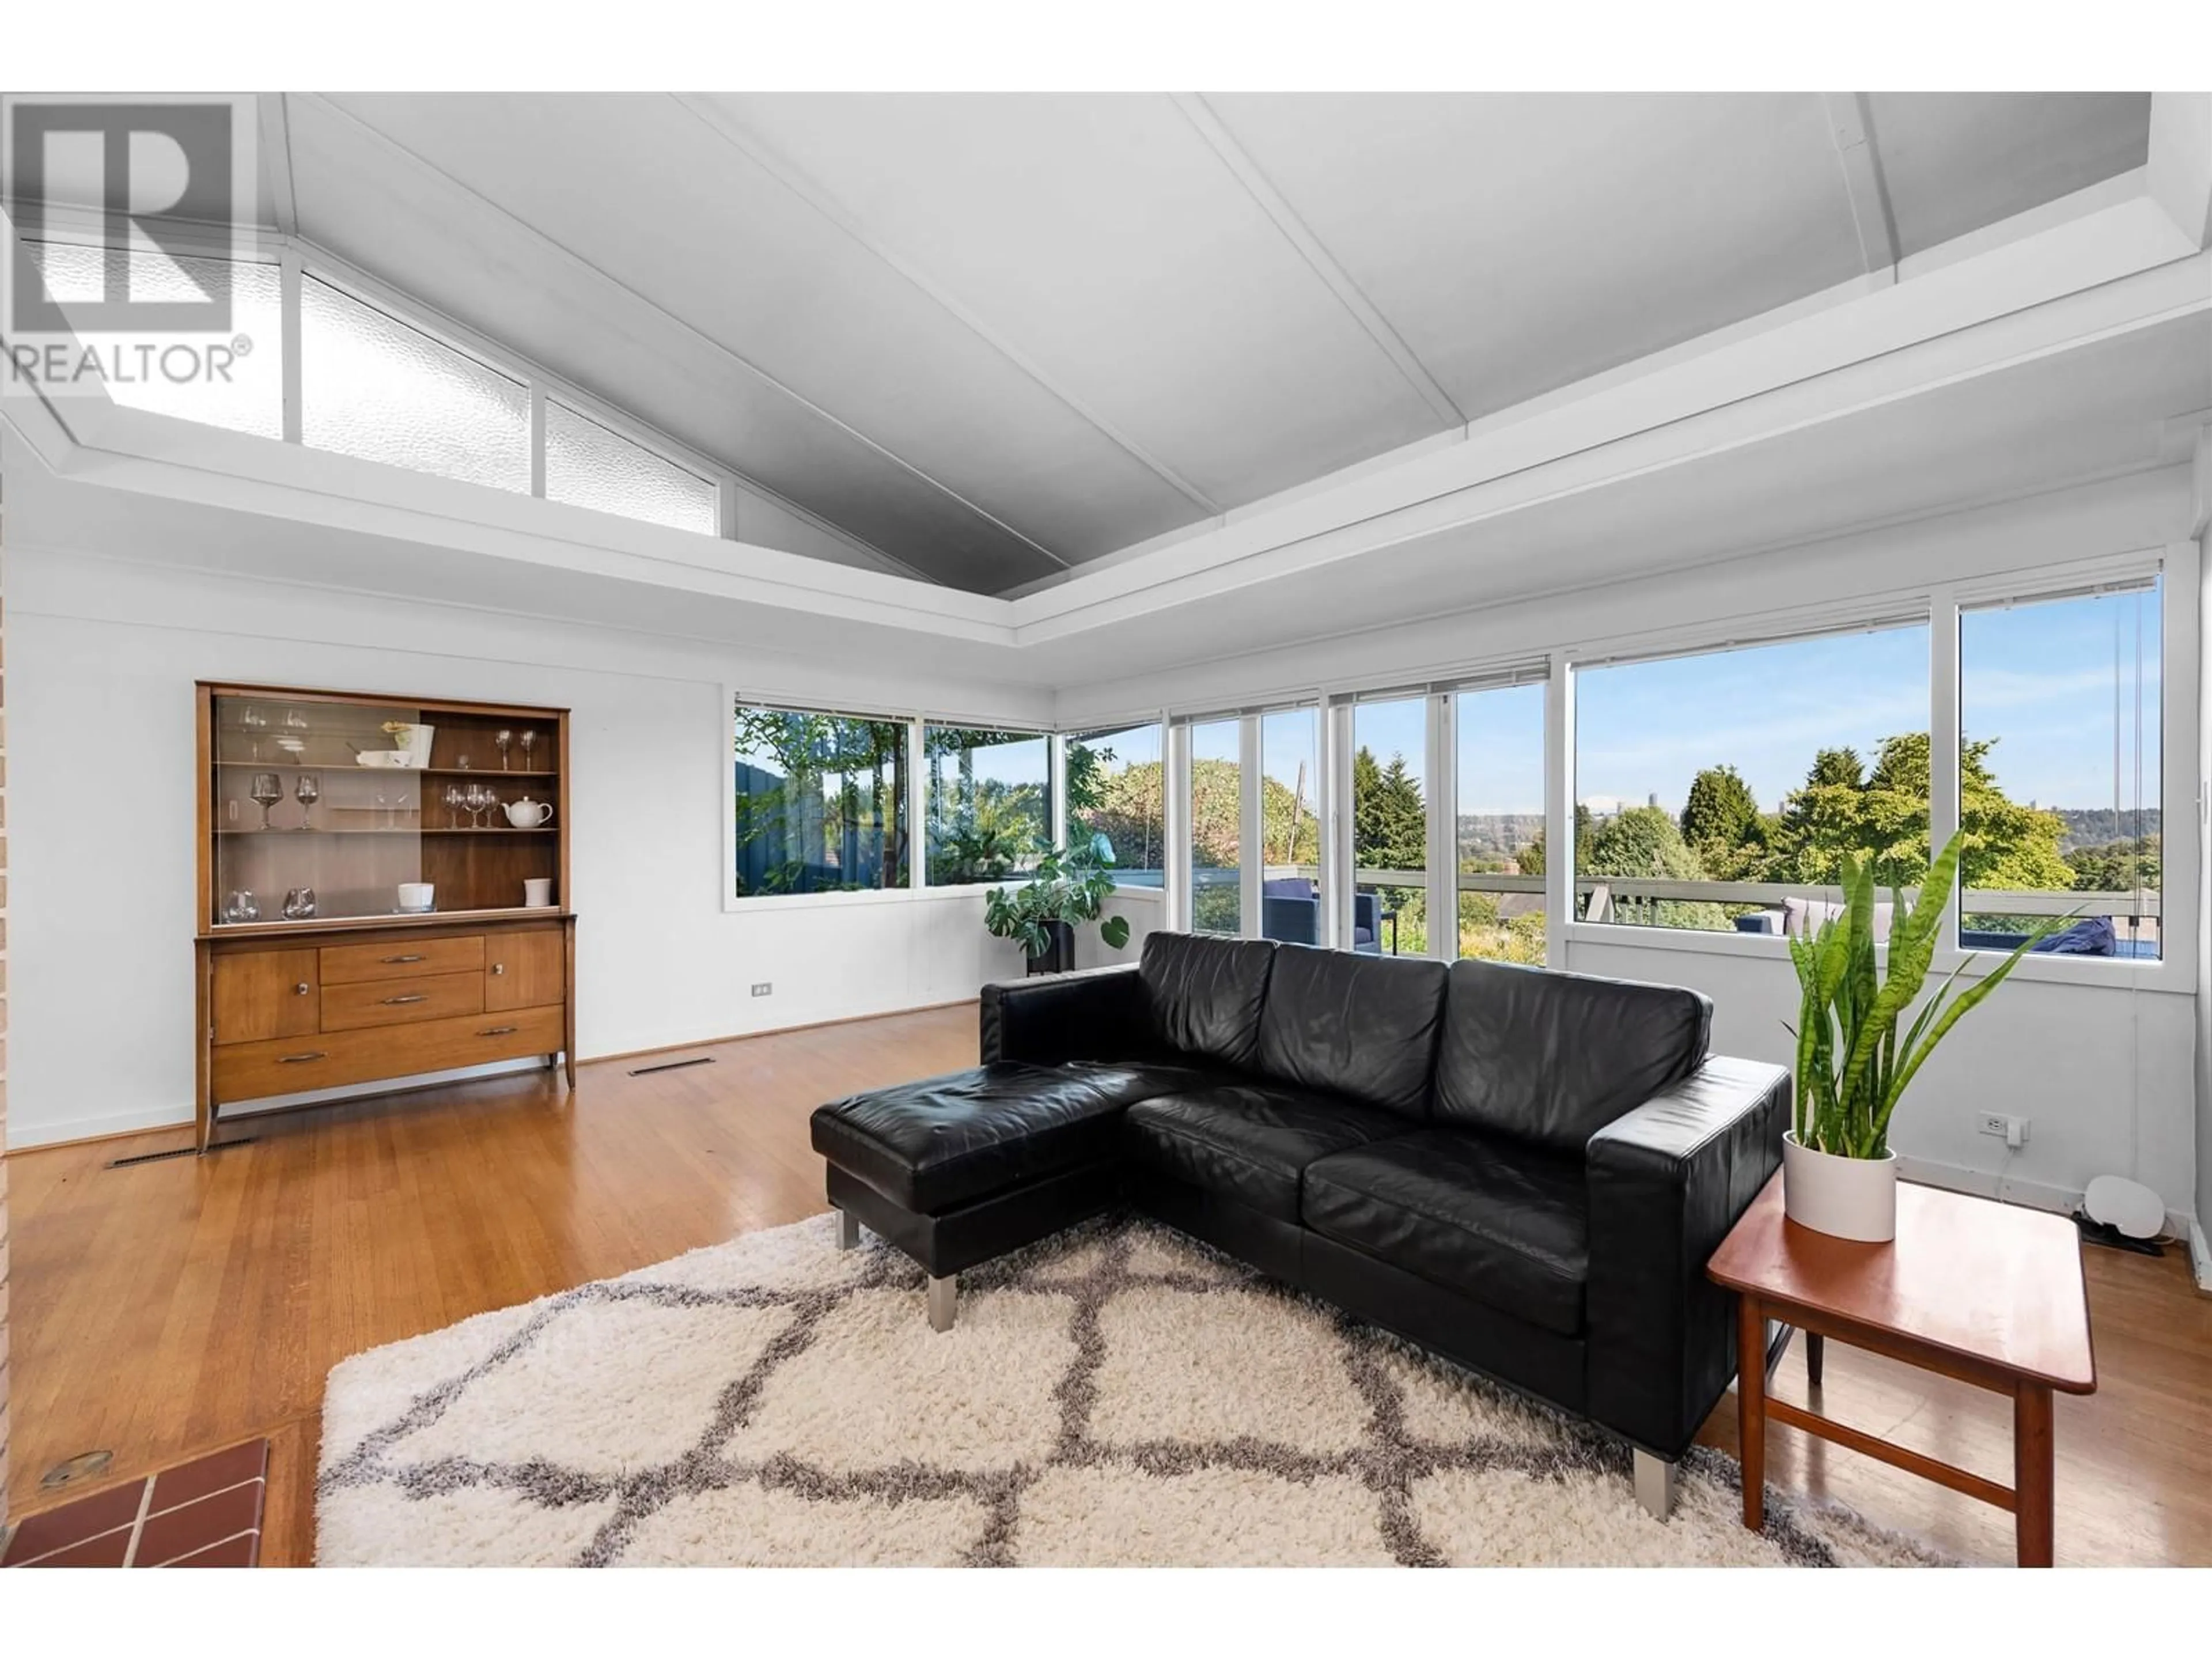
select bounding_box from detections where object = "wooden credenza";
[194,914,577,1150]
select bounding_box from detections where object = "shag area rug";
[317,1213,1945,1567]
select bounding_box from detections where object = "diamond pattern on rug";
[316,1213,1949,1567]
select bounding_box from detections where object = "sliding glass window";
[1186,718,1243,934]
[1454,680,1547,964]
[1067,722,1164,889]
[1257,708,1324,945]
[732,704,910,897]
[1959,579,2161,960]
[1351,696,1426,956]
[923,726,1051,885]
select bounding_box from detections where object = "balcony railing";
[1188,865,2158,957]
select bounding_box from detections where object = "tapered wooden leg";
[1737,1293,1766,1532]
[2015,1382,2055,1567]
[1805,1332,1824,1389]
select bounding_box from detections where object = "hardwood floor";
[6,1002,2207,1567]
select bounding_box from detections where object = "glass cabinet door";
[208,692,560,926]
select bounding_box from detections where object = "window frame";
[726,697,918,907]
[918,722,1056,893]
[1061,721,1169,899]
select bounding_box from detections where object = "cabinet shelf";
[212,760,558,778]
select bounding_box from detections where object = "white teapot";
[503,796,554,829]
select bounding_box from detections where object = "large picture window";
[1959,580,2161,959]
[924,726,1051,885]
[1572,623,1930,933]
[1066,722,1164,888]
[733,704,909,897]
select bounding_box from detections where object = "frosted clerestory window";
[545,399,718,535]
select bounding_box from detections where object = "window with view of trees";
[1353,698,1427,956]
[924,726,1050,885]
[1455,681,1547,964]
[1959,581,2161,959]
[1571,624,1931,931]
[1187,718,1243,934]
[733,704,909,897]
[1066,723,1164,888]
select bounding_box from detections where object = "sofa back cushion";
[1254,945,1448,1118]
[1140,932,1277,1068]
[1433,959,1711,1153]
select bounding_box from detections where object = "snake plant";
[1785,831,2044,1159]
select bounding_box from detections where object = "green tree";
[1680,764,1766,878]
[1583,805,1728,929]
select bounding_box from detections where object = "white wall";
[1,543,1048,1149]
[1567,936,2198,1224]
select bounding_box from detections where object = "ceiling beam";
[1823,92,1899,286]
[671,94,1222,520]
[1169,92,1466,430]
[257,92,299,237]
[295,93,1070,581]
[2148,91,2212,250]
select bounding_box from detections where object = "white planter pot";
[1782,1132,1898,1243]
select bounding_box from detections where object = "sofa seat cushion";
[1124,1082,1407,1221]
[1302,1130,1590,1336]
[812,1060,1209,1214]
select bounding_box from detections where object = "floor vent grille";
[627,1055,717,1077]
[107,1138,256,1169]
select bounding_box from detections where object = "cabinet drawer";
[213,1006,563,1102]
[320,934,485,985]
[320,971,484,1031]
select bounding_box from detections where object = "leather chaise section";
[1432,959,1711,1153]
[1252,945,1448,1118]
[1302,1130,1590,1336]
[1584,1055,1790,1457]
[1139,932,1277,1067]
[1124,1082,1407,1221]
[810,1060,1202,1213]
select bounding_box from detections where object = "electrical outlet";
[750,982,773,998]
[1979,1113,2029,1147]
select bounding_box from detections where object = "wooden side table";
[1707,1176,2096,1567]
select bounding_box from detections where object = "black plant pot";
[1025,919,1076,976]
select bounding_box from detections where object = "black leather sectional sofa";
[810,930,1787,1517]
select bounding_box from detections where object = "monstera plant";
[984,834,1131,974]
[1782,831,2046,1239]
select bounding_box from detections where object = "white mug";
[504,797,554,829]
[397,881,435,912]
[523,877,554,907]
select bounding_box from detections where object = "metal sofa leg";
[927,1273,957,1333]
[1634,1450,1678,1522]
[836,1208,861,1250]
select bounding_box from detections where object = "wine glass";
[294,773,320,829]
[239,706,267,761]
[465,782,494,828]
[495,729,513,771]
[392,789,410,830]
[444,783,465,828]
[249,772,283,831]
[518,729,538,771]
[283,707,310,736]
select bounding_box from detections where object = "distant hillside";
[1456,812,1546,862]
[2052,807,2160,854]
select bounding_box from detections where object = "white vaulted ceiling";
[260,90,2155,593]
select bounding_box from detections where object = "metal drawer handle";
[381,993,429,1005]
[381,953,427,964]
[479,1025,518,1037]
[294,982,311,995]
[278,1051,327,1065]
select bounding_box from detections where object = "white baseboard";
[2192,1220,2212,1294]
[1893,1154,2082,1216]
[4,1101,194,1152]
